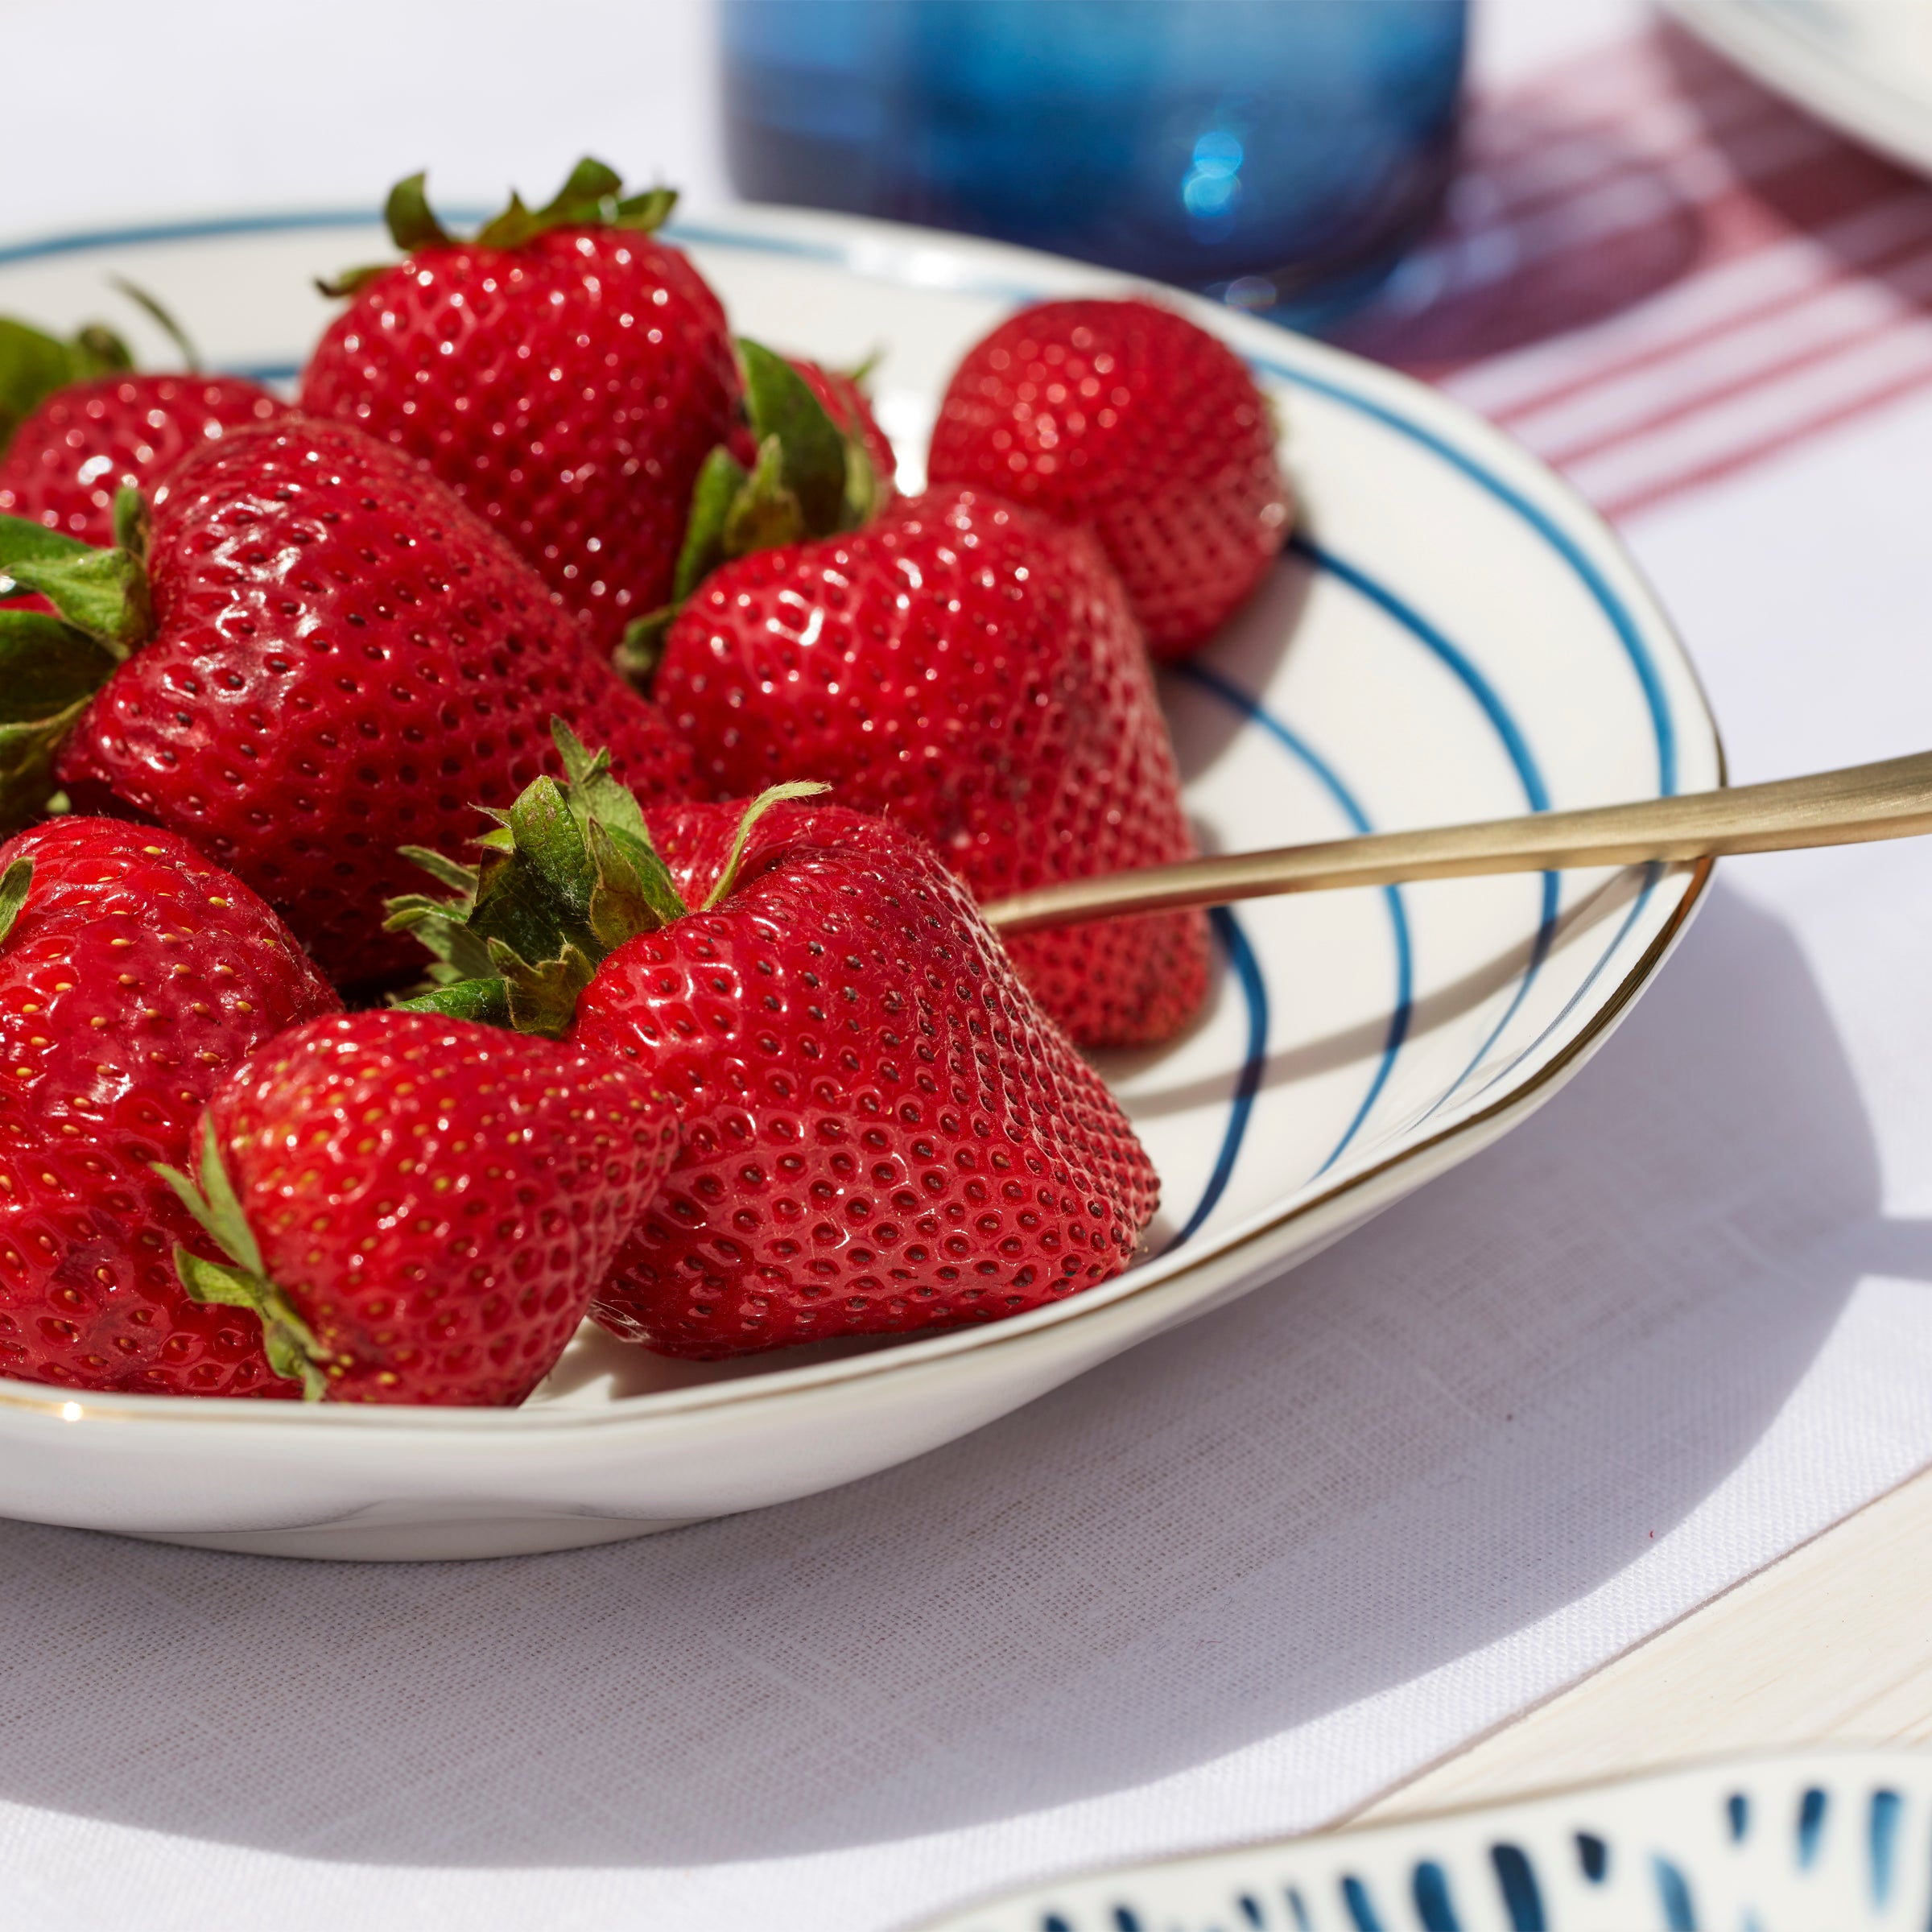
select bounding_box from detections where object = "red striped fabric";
[1341,25,1932,522]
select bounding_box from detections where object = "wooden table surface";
[1351,1461,1932,1825]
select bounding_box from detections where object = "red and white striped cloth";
[1344,23,1932,523]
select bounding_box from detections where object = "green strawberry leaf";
[701,780,831,910]
[737,339,848,539]
[396,843,480,898]
[550,718,653,846]
[0,609,123,832]
[670,444,749,605]
[387,720,692,1036]
[155,1117,264,1276]
[0,701,91,836]
[486,936,597,1040]
[174,1249,327,1401]
[506,775,597,926]
[0,856,34,948]
[585,815,685,949]
[0,513,151,654]
[384,171,452,253]
[392,975,513,1028]
[157,1122,328,1400]
[721,433,805,559]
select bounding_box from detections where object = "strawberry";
[159,1009,679,1405]
[299,159,741,654]
[927,297,1293,658]
[0,308,136,459]
[0,415,693,985]
[388,740,1160,1360]
[647,484,1211,1048]
[0,816,341,1396]
[0,372,287,545]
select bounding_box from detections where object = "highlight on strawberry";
[302,158,742,654]
[386,725,1161,1359]
[155,1009,679,1406]
[0,413,693,985]
[0,817,342,1397]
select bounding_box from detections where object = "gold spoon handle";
[982,749,1932,935]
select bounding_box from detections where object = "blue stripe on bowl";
[1161,908,1269,1253]
[1177,663,1413,1184]
[1248,361,1679,802]
[1286,533,1559,1125]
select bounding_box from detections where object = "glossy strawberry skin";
[205,1010,679,1406]
[927,298,1292,658]
[653,485,1210,1048]
[54,416,695,988]
[0,373,288,546]
[0,818,342,1397]
[300,230,741,654]
[567,801,1159,1360]
[787,358,897,498]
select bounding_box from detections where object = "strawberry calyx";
[0,487,155,832]
[155,1120,330,1401]
[615,339,883,687]
[387,716,825,1037]
[317,158,679,298]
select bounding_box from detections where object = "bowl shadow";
[0,882,1916,1871]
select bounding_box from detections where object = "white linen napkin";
[6,4,1932,1929]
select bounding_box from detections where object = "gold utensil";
[982,749,1932,935]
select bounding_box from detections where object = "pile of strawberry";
[0,160,1291,1406]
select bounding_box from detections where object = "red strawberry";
[389,766,1159,1360]
[0,816,341,1397]
[0,374,287,547]
[650,485,1210,1048]
[300,159,741,654]
[0,307,135,459]
[161,1010,678,1404]
[927,297,1293,658]
[0,414,694,985]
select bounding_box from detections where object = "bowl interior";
[0,206,1719,1418]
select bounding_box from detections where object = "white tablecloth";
[8,3,1932,1928]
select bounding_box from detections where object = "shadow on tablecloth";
[0,878,1921,1868]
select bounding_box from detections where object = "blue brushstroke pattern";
[1489,1843,1546,1932]
[1412,1858,1462,1931]
[1651,1855,1698,1930]
[1868,1786,1901,1907]
[1798,1786,1827,1868]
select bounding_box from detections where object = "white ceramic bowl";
[0,205,1719,1559]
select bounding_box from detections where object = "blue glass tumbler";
[719,0,1468,331]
